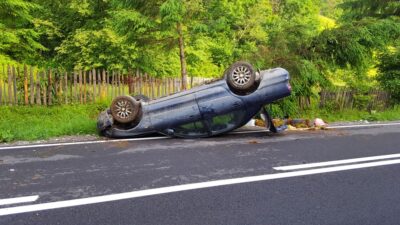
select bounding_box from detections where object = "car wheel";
[110,96,140,124]
[132,94,150,102]
[226,61,256,92]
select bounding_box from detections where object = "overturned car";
[97,61,291,138]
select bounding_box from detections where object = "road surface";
[0,123,400,225]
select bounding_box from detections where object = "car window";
[168,110,246,137]
[172,121,209,137]
[209,110,246,134]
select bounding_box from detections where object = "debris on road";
[253,117,328,131]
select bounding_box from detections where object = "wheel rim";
[115,99,133,120]
[232,66,252,86]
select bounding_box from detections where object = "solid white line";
[0,196,39,206]
[1,159,400,216]
[0,122,399,151]
[273,153,400,171]
[329,122,400,129]
[0,136,170,151]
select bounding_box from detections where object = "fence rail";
[0,64,207,106]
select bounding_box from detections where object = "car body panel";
[98,68,291,138]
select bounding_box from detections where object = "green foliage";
[55,28,138,70]
[340,0,400,20]
[0,0,45,63]
[377,44,400,103]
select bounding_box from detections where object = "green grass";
[297,105,400,123]
[0,103,108,142]
[0,103,399,143]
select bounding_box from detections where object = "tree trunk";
[177,22,188,90]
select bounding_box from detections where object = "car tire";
[110,96,140,124]
[226,61,256,92]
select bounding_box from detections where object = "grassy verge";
[0,103,108,142]
[0,104,399,143]
[297,105,400,123]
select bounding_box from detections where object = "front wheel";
[110,96,140,124]
[226,61,256,92]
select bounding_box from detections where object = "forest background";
[0,0,399,141]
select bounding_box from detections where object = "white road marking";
[273,153,400,171]
[0,196,39,206]
[1,159,400,216]
[0,122,399,151]
[0,136,170,151]
[329,122,400,129]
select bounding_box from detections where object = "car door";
[195,86,247,135]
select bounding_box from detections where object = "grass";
[0,103,108,142]
[0,103,399,143]
[297,105,400,123]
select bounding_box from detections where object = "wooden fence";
[0,64,208,106]
[0,64,391,109]
[319,89,390,110]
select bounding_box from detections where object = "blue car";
[97,61,291,138]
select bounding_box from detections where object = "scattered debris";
[246,119,256,126]
[255,119,265,127]
[254,117,329,131]
[314,118,328,128]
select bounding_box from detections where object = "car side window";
[173,121,209,137]
[209,110,246,133]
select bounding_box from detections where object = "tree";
[0,0,45,63]
[160,0,188,89]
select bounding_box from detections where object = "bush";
[377,46,400,103]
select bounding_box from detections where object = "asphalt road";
[1,123,400,225]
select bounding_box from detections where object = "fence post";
[109,70,113,98]
[13,66,18,105]
[78,70,82,104]
[92,69,96,102]
[29,66,34,105]
[117,71,121,96]
[102,69,106,99]
[64,72,68,104]
[72,71,77,103]
[159,78,162,97]
[106,70,109,100]
[83,70,87,104]
[7,65,11,105]
[139,70,142,95]
[58,70,62,103]
[127,69,133,95]
[88,70,92,103]
[97,69,101,98]
[36,71,41,105]
[150,76,154,99]
[23,65,28,105]
[48,69,52,105]
[42,70,47,106]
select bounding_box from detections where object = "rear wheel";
[110,96,140,124]
[226,61,256,92]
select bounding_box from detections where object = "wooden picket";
[2,64,390,110]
